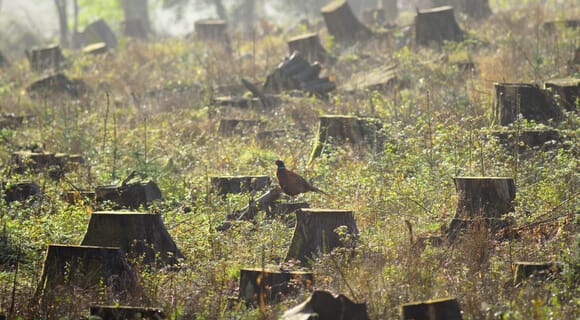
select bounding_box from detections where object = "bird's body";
[275,160,327,196]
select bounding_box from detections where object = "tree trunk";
[320,0,373,44]
[239,268,313,305]
[54,0,69,47]
[380,0,399,22]
[285,208,359,264]
[81,211,184,266]
[415,6,464,46]
[401,297,463,320]
[494,82,564,126]
[213,0,227,20]
[119,0,151,38]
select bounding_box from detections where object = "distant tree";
[54,0,69,47]
[119,0,151,35]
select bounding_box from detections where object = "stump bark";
[239,268,313,305]
[210,175,271,195]
[36,244,136,299]
[124,19,148,39]
[544,78,579,111]
[95,180,163,210]
[282,290,369,320]
[287,33,330,64]
[81,18,118,49]
[320,0,373,44]
[309,115,385,162]
[81,211,184,265]
[447,177,515,241]
[415,6,464,46]
[401,297,463,320]
[195,19,229,42]
[285,209,359,264]
[26,45,65,72]
[90,305,165,320]
[513,261,562,285]
[494,82,564,126]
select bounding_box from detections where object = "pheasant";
[275,160,327,196]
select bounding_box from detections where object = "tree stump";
[90,305,165,320]
[210,175,271,195]
[2,180,41,203]
[415,6,464,47]
[35,244,136,300]
[309,115,385,162]
[573,47,580,71]
[287,33,330,64]
[81,211,184,265]
[493,129,561,151]
[26,73,86,98]
[239,268,313,305]
[285,209,359,264]
[401,297,463,320]
[81,18,118,49]
[195,19,228,42]
[62,190,96,204]
[95,179,163,210]
[217,119,263,137]
[25,44,65,72]
[282,290,369,320]
[447,177,515,241]
[544,78,579,112]
[320,0,373,44]
[10,151,82,174]
[513,261,562,285]
[0,51,8,68]
[494,82,564,126]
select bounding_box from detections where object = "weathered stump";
[513,261,562,285]
[309,115,385,162]
[401,297,463,320]
[90,306,165,320]
[35,244,136,299]
[195,19,229,43]
[239,268,313,305]
[81,18,118,49]
[447,177,515,241]
[81,211,184,265]
[544,78,579,111]
[95,180,163,209]
[26,44,65,72]
[285,209,359,264]
[415,6,464,46]
[218,119,263,136]
[26,73,86,97]
[2,181,41,203]
[124,19,148,39]
[320,0,373,44]
[494,82,563,126]
[210,175,271,195]
[282,290,369,320]
[82,42,109,55]
[287,33,330,64]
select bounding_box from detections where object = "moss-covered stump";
[81,211,184,265]
[513,261,563,285]
[282,290,368,320]
[285,209,359,264]
[95,180,163,210]
[494,82,564,125]
[320,0,372,44]
[448,177,515,240]
[544,78,579,111]
[25,44,65,72]
[90,305,165,320]
[210,175,271,195]
[35,244,136,301]
[309,115,384,162]
[401,297,463,320]
[415,6,464,47]
[287,33,330,64]
[239,268,313,306]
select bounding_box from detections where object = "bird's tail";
[312,186,330,197]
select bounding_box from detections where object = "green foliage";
[77,0,123,27]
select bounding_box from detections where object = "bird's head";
[275,160,286,169]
